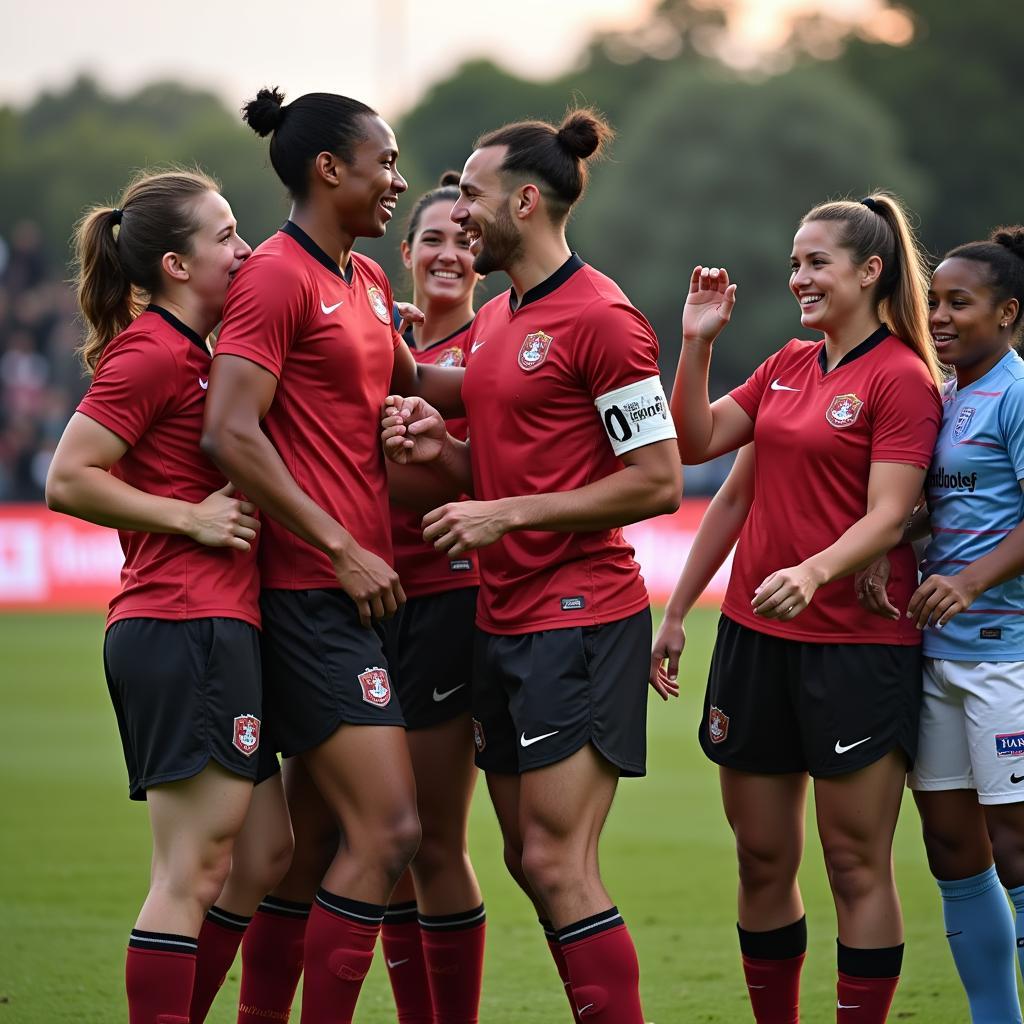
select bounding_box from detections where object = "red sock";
[189,907,250,1023]
[381,902,433,1024]
[737,917,807,1023]
[125,931,198,1024]
[541,918,582,1023]
[237,897,309,1024]
[836,941,904,1023]
[836,972,901,1022]
[420,905,487,1023]
[558,909,644,1023]
[300,889,384,1024]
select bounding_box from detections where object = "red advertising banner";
[0,502,729,612]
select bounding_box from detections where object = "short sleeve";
[999,380,1024,481]
[573,301,661,398]
[215,257,311,378]
[870,362,941,466]
[729,349,781,420]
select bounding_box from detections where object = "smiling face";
[789,220,879,334]
[176,190,251,316]
[401,199,477,312]
[929,256,1014,385]
[334,114,408,239]
[450,146,524,276]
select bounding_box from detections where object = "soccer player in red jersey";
[383,110,682,1023]
[381,173,486,1023]
[200,89,465,1024]
[670,194,943,1023]
[45,170,290,1024]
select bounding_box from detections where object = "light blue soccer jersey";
[923,349,1024,659]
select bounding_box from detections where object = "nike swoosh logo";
[198,377,209,390]
[520,730,559,748]
[470,339,486,353]
[387,958,409,968]
[1012,774,1024,784]
[770,378,800,392]
[838,1002,861,1010]
[432,684,465,703]
[747,984,767,989]
[945,930,962,937]
[835,736,872,754]
[321,299,344,314]
[577,1004,594,1015]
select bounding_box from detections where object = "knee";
[413,828,466,883]
[377,812,422,887]
[989,824,1024,889]
[500,836,529,892]
[520,831,569,902]
[250,828,296,895]
[734,833,800,894]
[822,840,887,906]
[156,839,234,911]
[921,820,985,881]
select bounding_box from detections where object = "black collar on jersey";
[402,319,474,352]
[817,323,890,374]
[509,252,585,313]
[147,304,208,354]
[281,220,354,284]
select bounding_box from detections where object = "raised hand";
[187,483,260,551]
[382,395,448,464]
[681,265,738,345]
[395,301,425,336]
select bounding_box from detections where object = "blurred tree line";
[0,0,1020,394]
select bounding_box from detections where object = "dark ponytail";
[945,225,1024,341]
[72,168,218,374]
[801,192,942,388]
[242,86,377,201]
[404,170,462,245]
[475,107,614,220]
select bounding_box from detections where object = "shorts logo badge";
[708,706,729,744]
[367,285,391,324]
[996,731,1024,758]
[472,718,486,753]
[953,406,976,441]
[518,330,553,372]
[825,393,864,429]
[232,714,261,757]
[436,345,465,368]
[358,666,392,707]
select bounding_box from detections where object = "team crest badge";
[708,706,729,744]
[472,718,486,753]
[953,406,976,441]
[518,330,553,372]
[232,714,261,757]
[358,666,392,707]
[436,345,465,368]
[825,393,864,429]
[366,285,391,324]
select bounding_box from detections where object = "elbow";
[649,463,683,516]
[44,476,66,514]
[200,421,236,473]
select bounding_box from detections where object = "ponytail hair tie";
[860,197,881,214]
[111,208,124,225]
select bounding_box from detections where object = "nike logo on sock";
[386,958,409,968]
[577,1004,594,1015]
[747,984,767,989]
[838,1002,861,1010]
[945,930,963,937]
[835,736,872,754]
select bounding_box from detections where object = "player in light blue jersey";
[860,225,1024,1023]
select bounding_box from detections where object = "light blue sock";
[1010,882,1024,995]
[939,867,1021,1023]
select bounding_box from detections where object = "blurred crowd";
[0,221,85,502]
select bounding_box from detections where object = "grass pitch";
[0,610,996,1022]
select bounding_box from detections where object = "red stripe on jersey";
[216,229,403,589]
[957,439,1003,449]
[76,309,260,627]
[389,323,480,598]
[462,259,658,634]
[724,333,941,644]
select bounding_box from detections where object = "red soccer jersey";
[76,306,260,628]
[463,255,670,634]
[215,223,403,589]
[389,322,481,597]
[723,327,941,643]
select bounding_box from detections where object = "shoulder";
[351,252,390,290]
[236,242,309,289]
[763,338,818,370]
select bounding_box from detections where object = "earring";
[1002,321,1010,328]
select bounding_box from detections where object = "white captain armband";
[594,375,677,456]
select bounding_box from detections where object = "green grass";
[0,610,988,1022]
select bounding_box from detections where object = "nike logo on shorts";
[321,298,344,314]
[835,736,871,754]
[520,730,559,747]
[432,684,465,703]
[387,958,409,969]
[770,378,801,392]
[1012,773,1024,784]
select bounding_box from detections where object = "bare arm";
[201,354,403,625]
[382,395,474,495]
[422,439,681,556]
[670,265,754,463]
[752,460,927,620]
[45,413,257,549]
[390,340,466,418]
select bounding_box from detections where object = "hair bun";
[992,225,1024,262]
[438,170,461,188]
[243,87,287,137]
[556,109,613,161]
